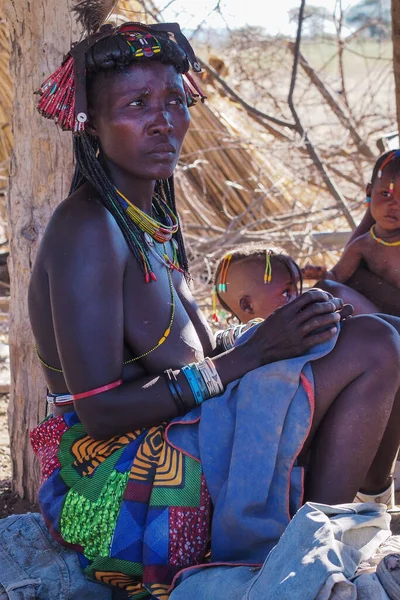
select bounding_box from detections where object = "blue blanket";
[167,327,338,566]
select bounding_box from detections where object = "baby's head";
[213,246,302,323]
[367,150,400,231]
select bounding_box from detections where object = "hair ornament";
[36,17,205,134]
[264,250,272,284]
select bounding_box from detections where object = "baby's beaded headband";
[212,250,274,322]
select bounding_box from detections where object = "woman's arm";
[47,201,345,439]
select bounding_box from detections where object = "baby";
[212,246,302,323]
[318,150,400,316]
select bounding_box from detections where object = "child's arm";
[327,238,364,283]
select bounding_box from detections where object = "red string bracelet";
[71,378,123,401]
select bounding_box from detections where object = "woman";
[28,15,400,599]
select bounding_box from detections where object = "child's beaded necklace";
[370,225,400,247]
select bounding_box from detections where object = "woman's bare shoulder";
[40,183,129,271]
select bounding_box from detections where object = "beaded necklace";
[116,188,178,243]
[370,225,400,247]
[115,187,182,282]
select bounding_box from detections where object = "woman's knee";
[342,315,400,380]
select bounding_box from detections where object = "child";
[212,246,302,324]
[316,150,400,316]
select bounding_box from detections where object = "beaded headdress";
[36,2,205,133]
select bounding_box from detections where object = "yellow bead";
[158,337,166,345]
[164,329,171,337]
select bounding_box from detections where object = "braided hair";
[214,245,303,316]
[69,29,190,278]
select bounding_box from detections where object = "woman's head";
[213,246,302,323]
[368,150,400,231]
[37,22,204,280]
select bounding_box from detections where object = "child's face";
[225,257,300,323]
[370,170,400,232]
[250,260,299,319]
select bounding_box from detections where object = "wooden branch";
[287,0,356,230]
[197,58,297,131]
[287,43,374,158]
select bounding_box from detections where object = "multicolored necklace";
[145,234,184,274]
[370,225,400,247]
[116,188,178,243]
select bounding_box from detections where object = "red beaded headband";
[36,21,206,134]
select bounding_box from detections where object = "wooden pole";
[5,0,78,501]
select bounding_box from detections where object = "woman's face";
[89,61,191,183]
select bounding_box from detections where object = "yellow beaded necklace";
[370,225,400,247]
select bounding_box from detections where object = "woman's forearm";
[76,342,260,439]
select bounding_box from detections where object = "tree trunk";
[5,0,78,501]
[393,0,400,134]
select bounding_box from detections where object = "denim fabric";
[170,502,391,600]
[0,513,112,600]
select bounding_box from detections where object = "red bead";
[150,272,157,281]
[145,273,150,283]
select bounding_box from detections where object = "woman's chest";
[122,257,213,372]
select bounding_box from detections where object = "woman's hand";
[244,289,349,366]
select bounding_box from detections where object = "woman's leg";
[303,315,400,504]
[359,314,400,492]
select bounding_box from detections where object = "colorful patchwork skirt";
[30,412,210,599]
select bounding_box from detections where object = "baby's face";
[249,261,299,319]
[229,258,300,322]
[371,171,400,231]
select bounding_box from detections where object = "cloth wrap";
[30,414,211,599]
[167,326,339,578]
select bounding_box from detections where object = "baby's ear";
[366,182,372,196]
[239,295,255,316]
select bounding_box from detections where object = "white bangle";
[197,357,224,397]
